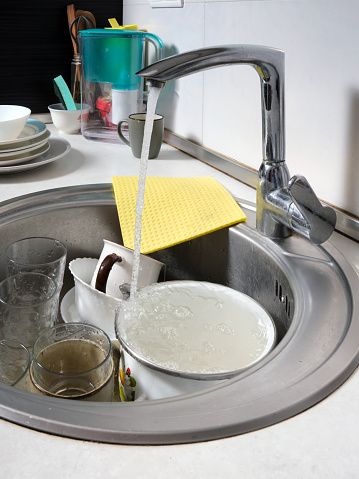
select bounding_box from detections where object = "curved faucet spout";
[137,44,285,165]
[137,44,336,244]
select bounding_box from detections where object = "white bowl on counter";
[48,103,89,134]
[0,105,31,141]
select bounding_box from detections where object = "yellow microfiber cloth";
[112,176,247,254]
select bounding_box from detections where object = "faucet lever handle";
[288,175,336,244]
[288,175,322,212]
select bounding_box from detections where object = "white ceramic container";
[0,105,31,141]
[69,257,121,336]
[90,240,164,299]
[48,103,89,134]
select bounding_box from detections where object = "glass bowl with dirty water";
[115,280,276,400]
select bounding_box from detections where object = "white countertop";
[1,125,359,478]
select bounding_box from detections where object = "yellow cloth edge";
[112,176,247,254]
[140,217,244,254]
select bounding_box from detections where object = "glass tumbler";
[0,339,31,389]
[0,273,58,348]
[5,237,67,294]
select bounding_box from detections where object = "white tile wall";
[124,4,205,141]
[124,0,359,218]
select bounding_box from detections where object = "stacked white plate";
[0,119,71,174]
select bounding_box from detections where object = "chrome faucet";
[137,45,336,244]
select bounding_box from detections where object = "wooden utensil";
[75,10,96,32]
[67,4,77,54]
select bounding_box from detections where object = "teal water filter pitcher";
[78,29,164,142]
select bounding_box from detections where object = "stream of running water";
[130,86,162,299]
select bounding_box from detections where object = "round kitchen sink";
[0,184,358,444]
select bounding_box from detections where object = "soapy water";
[125,87,275,375]
[117,281,276,375]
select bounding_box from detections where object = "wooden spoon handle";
[67,4,78,54]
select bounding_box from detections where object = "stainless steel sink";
[0,184,358,445]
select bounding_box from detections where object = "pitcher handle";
[144,33,165,61]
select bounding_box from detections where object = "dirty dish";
[68,257,122,337]
[30,323,114,401]
[91,240,164,299]
[0,119,46,147]
[61,286,117,340]
[0,129,50,154]
[61,287,85,322]
[115,280,276,400]
[48,103,90,134]
[0,105,31,141]
[0,137,71,174]
[0,142,50,166]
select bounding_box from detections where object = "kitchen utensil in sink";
[90,240,164,299]
[115,280,276,400]
[0,339,31,389]
[68,257,122,337]
[5,236,67,296]
[0,272,58,348]
[30,323,114,401]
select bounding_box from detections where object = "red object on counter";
[96,96,115,127]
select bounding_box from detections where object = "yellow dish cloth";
[112,176,246,254]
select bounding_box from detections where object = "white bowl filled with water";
[115,280,276,400]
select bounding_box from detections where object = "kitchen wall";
[123,0,359,218]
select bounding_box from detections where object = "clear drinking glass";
[0,273,58,348]
[30,323,114,401]
[0,339,31,389]
[5,237,67,294]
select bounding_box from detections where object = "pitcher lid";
[78,29,148,38]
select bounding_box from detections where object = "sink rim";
[0,184,358,445]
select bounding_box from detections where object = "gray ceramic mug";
[117,113,164,159]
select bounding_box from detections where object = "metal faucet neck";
[137,45,336,244]
[138,45,285,165]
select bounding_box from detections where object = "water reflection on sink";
[0,184,358,445]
